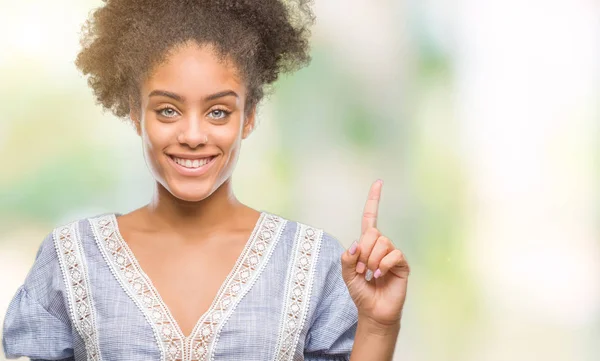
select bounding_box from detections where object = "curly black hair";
[75,0,315,120]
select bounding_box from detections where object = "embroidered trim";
[53,221,103,361]
[90,215,184,361]
[200,213,286,361]
[273,223,324,361]
[90,212,285,361]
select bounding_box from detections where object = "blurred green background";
[1,0,598,360]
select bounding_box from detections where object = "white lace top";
[2,212,357,361]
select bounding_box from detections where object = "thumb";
[341,240,361,284]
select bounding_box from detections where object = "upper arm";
[304,233,358,360]
[2,231,74,360]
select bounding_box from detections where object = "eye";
[156,107,179,118]
[208,109,231,120]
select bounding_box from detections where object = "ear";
[242,105,257,139]
[129,97,142,136]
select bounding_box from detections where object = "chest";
[53,214,337,361]
[123,232,248,337]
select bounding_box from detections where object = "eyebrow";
[148,89,239,103]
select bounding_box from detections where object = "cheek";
[213,120,244,151]
[141,121,173,168]
[143,120,168,150]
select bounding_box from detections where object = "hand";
[341,180,410,328]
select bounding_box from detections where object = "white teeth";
[172,156,212,169]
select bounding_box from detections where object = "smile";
[167,154,217,176]
[171,156,214,169]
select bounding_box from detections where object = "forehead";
[142,42,245,100]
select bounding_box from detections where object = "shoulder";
[23,213,114,299]
[272,215,358,332]
[2,216,93,359]
[268,212,347,271]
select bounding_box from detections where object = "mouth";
[169,155,216,169]
[166,154,218,176]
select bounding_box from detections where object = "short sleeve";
[304,233,358,361]
[2,232,74,360]
[3,286,74,360]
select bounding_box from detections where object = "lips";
[170,155,215,169]
[166,154,217,177]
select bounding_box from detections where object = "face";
[130,42,255,202]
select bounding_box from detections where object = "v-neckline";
[91,211,286,360]
[110,211,265,340]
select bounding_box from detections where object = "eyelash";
[156,107,178,119]
[208,108,232,120]
[155,107,232,120]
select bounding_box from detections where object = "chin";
[165,182,214,203]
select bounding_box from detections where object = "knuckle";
[380,257,392,271]
[366,227,381,238]
[359,235,375,249]
[367,258,379,271]
[362,211,377,219]
[395,250,408,264]
[385,250,401,263]
[379,236,393,247]
[379,261,390,271]
[367,251,383,270]
[340,252,349,263]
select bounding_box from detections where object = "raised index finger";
[361,179,383,234]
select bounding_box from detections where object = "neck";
[143,177,246,234]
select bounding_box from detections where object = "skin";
[343,180,411,361]
[118,41,260,337]
[117,41,410,357]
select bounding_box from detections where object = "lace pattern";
[90,215,184,360]
[53,221,103,361]
[273,223,324,361]
[90,212,286,361]
[200,213,285,361]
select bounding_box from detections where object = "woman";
[2,0,410,360]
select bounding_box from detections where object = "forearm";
[349,317,401,361]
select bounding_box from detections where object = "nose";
[177,114,208,148]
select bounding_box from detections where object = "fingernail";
[365,269,374,281]
[348,241,358,255]
[373,269,382,279]
[356,262,366,274]
[377,179,384,185]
